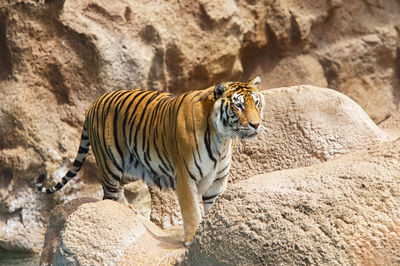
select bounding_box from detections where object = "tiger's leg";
[101,174,125,203]
[176,172,201,247]
[202,173,229,213]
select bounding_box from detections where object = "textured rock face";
[0,0,399,253]
[183,140,400,265]
[39,197,99,265]
[242,0,400,123]
[230,85,389,183]
[40,199,185,265]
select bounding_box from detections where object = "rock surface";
[0,0,399,253]
[183,140,400,265]
[40,198,185,265]
[230,85,389,182]
[39,197,98,265]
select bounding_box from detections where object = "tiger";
[36,76,264,246]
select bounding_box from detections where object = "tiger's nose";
[249,122,260,129]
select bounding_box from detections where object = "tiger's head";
[212,76,264,139]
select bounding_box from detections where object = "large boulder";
[183,139,400,265]
[230,85,389,183]
[40,198,185,265]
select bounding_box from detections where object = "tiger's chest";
[194,141,232,195]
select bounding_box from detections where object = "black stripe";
[143,152,158,178]
[104,161,121,182]
[183,159,197,181]
[73,160,83,168]
[217,164,229,175]
[145,96,169,157]
[158,165,174,189]
[133,92,160,157]
[103,181,119,193]
[105,91,131,166]
[193,153,203,178]
[142,94,163,154]
[173,92,191,145]
[204,117,217,165]
[55,182,64,190]
[113,108,124,169]
[202,194,219,201]
[122,91,147,146]
[160,129,173,172]
[105,145,123,172]
[154,141,171,175]
[214,173,229,182]
[78,146,89,153]
[117,90,135,112]
[219,99,225,120]
[66,171,75,178]
[127,90,154,126]
[191,109,202,162]
[100,91,126,165]
[150,99,172,171]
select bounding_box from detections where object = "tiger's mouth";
[237,128,260,139]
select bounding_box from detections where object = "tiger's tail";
[36,125,90,194]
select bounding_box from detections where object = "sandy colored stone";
[39,197,99,265]
[241,0,400,123]
[379,105,400,140]
[183,139,400,265]
[148,186,182,229]
[231,85,389,182]
[41,199,185,265]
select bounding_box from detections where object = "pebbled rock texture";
[40,199,185,265]
[183,140,400,265]
[230,85,389,183]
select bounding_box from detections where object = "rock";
[230,85,389,183]
[245,55,328,89]
[148,186,182,229]
[379,105,400,140]
[40,199,185,265]
[149,85,389,227]
[316,27,400,123]
[183,139,400,265]
[241,0,400,123]
[39,197,99,265]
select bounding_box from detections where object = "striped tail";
[36,126,90,194]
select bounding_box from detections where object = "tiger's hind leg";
[101,174,126,203]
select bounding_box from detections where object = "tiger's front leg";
[176,171,201,247]
[202,173,229,213]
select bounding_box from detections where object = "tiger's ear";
[248,75,261,87]
[214,83,226,99]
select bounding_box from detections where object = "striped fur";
[36,76,264,246]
